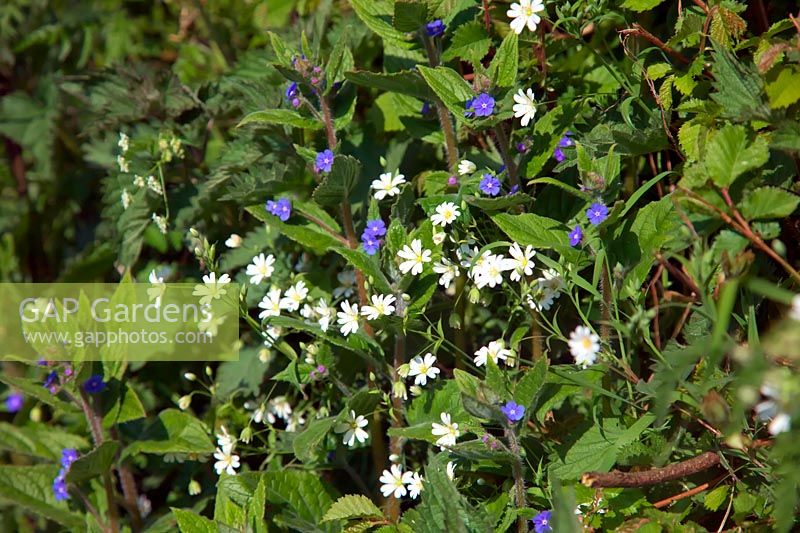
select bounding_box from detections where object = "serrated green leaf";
[711,42,771,122]
[766,67,800,109]
[292,417,335,463]
[0,422,89,460]
[350,0,414,47]
[65,441,119,483]
[703,485,729,511]
[322,494,383,522]
[0,375,79,413]
[488,32,518,88]
[394,0,428,32]
[417,65,474,116]
[0,465,84,528]
[621,0,666,12]
[101,380,146,428]
[514,358,548,411]
[172,508,217,533]
[441,22,490,62]
[122,409,214,458]
[345,70,434,100]
[705,125,769,188]
[237,109,322,130]
[740,186,800,220]
[313,155,361,206]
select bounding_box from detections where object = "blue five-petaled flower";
[266,198,292,221]
[532,510,553,533]
[426,19,446,37]
[479,174,501,196]
[586,202,609,225]
[361,219,386,256]
[83,374,106,394]
[53,448,80,501]
[315,149,334,173]
[5,392,23,413]
[501,401,525,423]
[465,93,495,118]
[569,225,583,247]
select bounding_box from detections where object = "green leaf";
[710,43,771,122]
[464,192,531,211]
[550,479,582,533]
[313,155,362,206]
[349,0,415,47]
[326,29,353,93]
[705,125,769,188]
[322,494,383,522]
[0,422,89,460]
[292,417,335,463]
[0,375,79,414]
[394,0,428,32]
[247,205,343,254]
[262,470,338,531]
[345,70,434,100]
[704,485,729,511]
[66,441,120,483]
[441,22,490,62]
[491,212,580,262]
[237,109,322,130]
[488,32,518,88]
[101,381,146,428]
[740,187,800,220]
[621,0,666,11]
[0,465,84,528]
[766,67,800,109]
[417,65,474,116]
[122,409,214,458]
[514,358,548,411]
[172,508,217,533]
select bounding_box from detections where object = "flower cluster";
[266,198,292,221]
[53,448,79,501]
[361,219,386,256]
[213,426,241,476]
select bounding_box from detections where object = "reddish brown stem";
[619,24,690,64]
[582,451,721,488]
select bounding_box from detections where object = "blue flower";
[479,174,501,196]
[5,392,23,413]
[52,472,69,501]
[516,142,528,153]
[365,219,387,237]
[466,93,495,118]
[43,371,58,392]
[361,232,381,256]
[426,19,446,37]
[508,184,520,195]
[83,374,106,394]
[554,132,573,162]
[500,401,525,423]
[421,102,432,116]
[569,225,583,247]
[586,202,609,225]
[61,448,79,469]
[315,149,334,173]
[285,82,298,101]
[531,510,552,533]
[266,198,292,221]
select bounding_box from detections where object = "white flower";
[512,88,537,127]
[446,461,456,480]
[536,268,564,293]
[433,258,459,289]
[147,269,166,305]
[432,232,446,245]
[408,353,441,386]
[137,494,152,519]
[286,412,305,432]
[397,239,432,275]
[313,299,335,332]
[431,412,460,448]
[507,0,545,34]
[146,175,163,195]
[791,294,800,321]
[361,294,397,320]
[379,464,414,499]
[333,270,356,299]
[120,189,131,209]
[216,425,235,449]
[458,160,477,176]
[334,410,369,447]
[431,202,461,227]
[133,175,145,188]
[151,213,168,234]
[268,396,293,422]
[407,472,424,499]
[118,132,129,153]
[473,253,512,289]
[225,234,242,248]
[246,253,276,285]
[117,155,129,172]
[280,280,308,312]
[193,272,230,305]
[213,445,240,476]
[258,289,282,319]
[371,171,406,200]
[248,402,267,424]
[769,413,791,435]
[337,301,360,336]
[526,289,557,312]
[473,340,511,367]
[504,243,536,281]
[178,395,191,410]
[568,325,601,368]
[755,381,791,435]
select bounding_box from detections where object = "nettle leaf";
[0,465,84,528]
[172,508,217,533]
[345,70,433,100]
[710,42,771,122]
[0,422,89,460]
[66,441,119,483]
[101,380,146,428]
[514,358,548,412]
[621,0,666,11]
[313,155,361,206]
[262,470,338,531]
[122,409,214,458]
[350,0,415,47]
[417,65,474,116]
[740,187,800,220]
[488,31,518,88]
[394,0,428,32]
[292,417,335,463]
[322,494,383,522]
[766,67,800,109]
[704,125,769,188]
[237,109,322,130]
[441,22,490,62]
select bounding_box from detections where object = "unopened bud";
[178,395,192,410]
[184,372,197,381]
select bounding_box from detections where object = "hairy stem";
[504,427,527,533]
[79,390,120,533]
[387,330,406,522]
[422,35,459,172]
[493,124,520,190]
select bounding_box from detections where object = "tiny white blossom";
[568,325,600,368]
[408,353,441,386]
[379,464,414,499]
[769,413,791,435]
[334,410,369,447]
[258,288,283,319]
[536,268,564,293]
[371,171,406,200]
[407,472,424,499]
[286,412,305,432]
[446,461,456,480]
[507,0,545,34]
[431,202,461,227]
[503,243,536,281]
[473,340,511,367]
[193,272,230,305]
[146,175,163,195]
[458,160,477,176]
[213,445,240,476]
[246,253,276,285]
[361,294,397,320]
[178,395,191,410]
[397,239,432,275]
[133,175,145,188]
[118,132,130,153]
[431,412,460,448]
[526,289,557,312]
[512,88,537,127]
[120,189,131,209]
[791,294,800,321]
[117,155,129,172]
[313,299,335,332]
[473,253,512,289]
[268,396,293,422]
[216,425,235,449]
[432,231,446,245]
[151,213,168,234]
[433,258,459,289]
[225,234,242,248]
[280,280,309,312]
[337,301,360,336]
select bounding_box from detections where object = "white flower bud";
[178,395,192,410]
[184,372,197,381]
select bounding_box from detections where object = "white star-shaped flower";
[431,202,461,227]
[193,272,231,305]
[213,445,240,476]
[568,325,600,368]
[512,88,537,127]
[473,340,511,367]
[246,253,276,285]
[406,472,424,499]
[503,243,536,281]
[258,288,282,319]
[361,294,396,320]
[371,171,406,200]
[407,353,440,386]
[379,464,414,499]
[337,301,360,336]
[458,160,477,176]
[433,258,459,289]
[397,239,432,275]
[334,410,369,447]
[280,280,308,312]
[507,0,545,34]
[431,412,460,448]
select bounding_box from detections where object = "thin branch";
[422,34,459,172]
[619,24,690,64]
[504,427,527,533]
[653,476,726,509]
[582,451,721,488]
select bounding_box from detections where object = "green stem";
[422,34,459,172]
[492,124,520,189]
[505,427,527,533]
[79,390,120,533]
